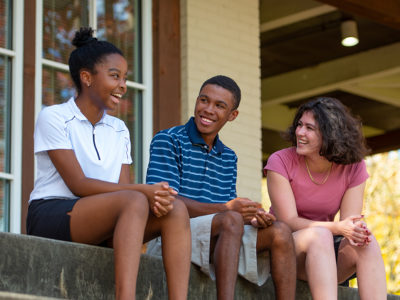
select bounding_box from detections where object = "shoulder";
[219,142,237,160]
[102,114,129,132]
[336,160,368,188]
[341,160,367,173]
[269,147,298,164]
[37,102,74,126]
[152,124,187,143]
[345,159,368,177]
[264,147,299,176]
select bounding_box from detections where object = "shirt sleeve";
[348,160,369,188]
[34,107,73,153]
[145,132,181,192]
[264,151,290,180]
[122,122,132,165]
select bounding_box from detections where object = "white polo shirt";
[29,98,132,202]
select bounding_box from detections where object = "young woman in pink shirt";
[264,97,386,300]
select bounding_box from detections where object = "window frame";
[0,0,24,233]
[34,0,153,184]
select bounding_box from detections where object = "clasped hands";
[340,215,372,247]
[226,197,276,228]
[144,182,177,218]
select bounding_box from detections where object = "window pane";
[0,0,12,49]
[96,0,142,83]
[42,66,76,106]
[0,55,11,173]
[43,0,89,63]
[0,179,10,232]
[109,88,142,183]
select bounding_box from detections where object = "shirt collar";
[67,97,107,124]
[185,117,225,154]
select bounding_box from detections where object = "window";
[0,0,23,233]
[38,0,152,183]
[0,52,12,231]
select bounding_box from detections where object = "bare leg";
[293,227,337,300]
[144,199,191,300]
[256,221,296,300]
[210,211,244,300]
[337,236,386,300]
[68,190,149,300]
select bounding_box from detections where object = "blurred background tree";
[261,150,400,295]
[362,151,400,294]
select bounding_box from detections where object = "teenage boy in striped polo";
[146,75,296,300]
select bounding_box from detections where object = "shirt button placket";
[204,146,209,172]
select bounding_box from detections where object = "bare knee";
[170,198,189,217]
[354,234,382,259]
[268,221,294,247]
[115,190,149,217]
[163,198,190,225]
[213,211,244,238]
[305,227,333,251]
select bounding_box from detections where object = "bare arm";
[177,194,273,226]
[339,182,365,220]
[176,195,228,218]
[339,181,371,245]
[267,170,368,243]
[48,149,176,217]
[118,163,131,184]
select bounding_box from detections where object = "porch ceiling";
[260,0,400,160]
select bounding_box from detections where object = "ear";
[228,109,239,121]
[80,69,92,88]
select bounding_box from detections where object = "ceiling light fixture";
[341,19,359,47]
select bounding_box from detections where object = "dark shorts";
[334,235,357,286]
[27,198,79,242]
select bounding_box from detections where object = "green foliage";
[362,152,400,295]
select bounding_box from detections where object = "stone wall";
[1,233,399,299]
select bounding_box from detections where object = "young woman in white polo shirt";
[27,27,191,300]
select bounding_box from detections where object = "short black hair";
[68,27,124,94]
[285,97,370,164]
[199,75,241,110]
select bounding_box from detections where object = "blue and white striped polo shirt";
[146,117,237,203]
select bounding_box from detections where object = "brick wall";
[180,0,262,202]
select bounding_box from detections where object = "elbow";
[65,179,89,197]
[68,185,85,197]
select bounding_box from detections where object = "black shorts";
[334,235,357,286]
[27,198,79,242]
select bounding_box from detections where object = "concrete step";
[0,291,63,299]
[0,232,399,299]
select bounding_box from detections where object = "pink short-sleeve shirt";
[264,147,369,221]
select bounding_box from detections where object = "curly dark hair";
[285,97,370,164]
[68,27,124,94]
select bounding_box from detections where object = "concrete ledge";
[0,232,399,299]
[0,291,62,299]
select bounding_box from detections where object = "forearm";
[287,216,341,235]
[48,149,151,198]
[177,195,228,218]
[69,177,148,197]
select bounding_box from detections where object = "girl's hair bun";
[72,27,98,48]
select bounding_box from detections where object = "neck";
[304,155,331,173]
[75,95,104,125]
[201,134,216,151]
[305,157,332,185]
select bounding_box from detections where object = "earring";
[87,82,91,87]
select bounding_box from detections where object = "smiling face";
[295,110,323,157]
[194,84,238,147]
[86,53,128,111]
